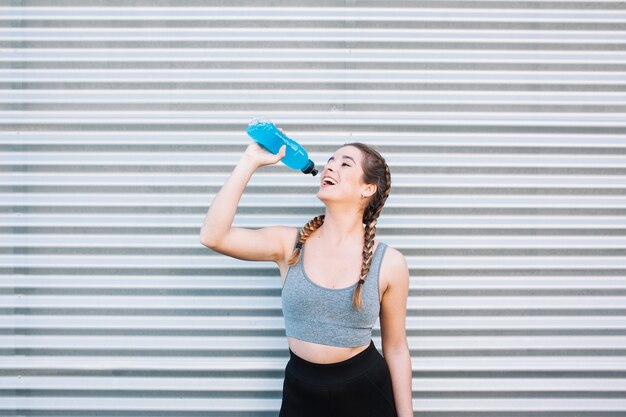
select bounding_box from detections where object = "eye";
[342,162,351,167]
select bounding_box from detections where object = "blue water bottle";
[246,119,318,176]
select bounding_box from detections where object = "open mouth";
[322,176,338,187]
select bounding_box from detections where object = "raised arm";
[200,142,294,263]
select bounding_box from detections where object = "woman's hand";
[242,122,289,170]
[242,142,287,169]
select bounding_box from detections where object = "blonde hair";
[287,143,392,310]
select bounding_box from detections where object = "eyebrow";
[327,155,357,164]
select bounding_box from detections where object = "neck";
[317,205,365,247]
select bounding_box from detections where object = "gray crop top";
[281,235,388,348]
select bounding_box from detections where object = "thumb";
[274,145,287,162]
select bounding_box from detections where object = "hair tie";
[358,279,365,285]
[295,241,303,249]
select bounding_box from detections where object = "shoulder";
[250,225,299,254]
[265,225,299,248]
[260,226,299,262]
[379,242,407,269]
[379,243,409,287]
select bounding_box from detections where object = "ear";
[361,183,377,198]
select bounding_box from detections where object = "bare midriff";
[287,336,370,364]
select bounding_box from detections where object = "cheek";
[344,173,360,187]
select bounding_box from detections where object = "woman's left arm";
[380,247,413,417]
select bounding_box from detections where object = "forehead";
[329,145,363,162]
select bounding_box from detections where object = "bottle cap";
[302,160,318,176]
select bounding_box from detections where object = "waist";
[286,339,379,384]
[287,336,371,364]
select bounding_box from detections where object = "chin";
[316,189,335,203]
[317,188,350,204]
[316,189,328,201]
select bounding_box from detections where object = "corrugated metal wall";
[2,1,626,416]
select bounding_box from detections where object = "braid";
[287,214,325,266]
[352,159,392,310]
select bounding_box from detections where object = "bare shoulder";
[382,244,408,271]
[265,225,299,260]
[263,225,299,249]
[380,244,410,288]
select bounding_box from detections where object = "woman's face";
[316,145,376,205]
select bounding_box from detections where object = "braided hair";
[287,142,392,310]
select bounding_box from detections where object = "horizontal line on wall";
[2,132,625,147]
[7,236,626,247]
[5,375,626,392]
[4,49,626,64]
[1,214,622,227]
[3,69,624,81]
[3,63,626,72]
[5,89,626,102]
[3,207,625,217]
[1,394,626,412]
[16,188,626,200]
[3,194,626,206]
[2,306,625,317]
[4,315,626,330]
[3,6,626,19]
[6,335,626,349]
[5,104,626,114]
[4,182,626,191]
[2,111,626,124]
[3,29,625,42]
[3,41,626,51]
[3,22,626,31]
[4,295,626,308]
[4,287,626,298]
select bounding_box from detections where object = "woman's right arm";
[199,142,294,263]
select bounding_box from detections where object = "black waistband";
[286,340,380,384]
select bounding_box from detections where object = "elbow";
[200,236,216,249]
[200,223,233,252]
[200,229,220,249]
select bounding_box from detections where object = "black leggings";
[279,340,397,417]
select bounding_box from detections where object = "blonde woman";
[201,137,413,417]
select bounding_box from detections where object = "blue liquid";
[246,119,318,176]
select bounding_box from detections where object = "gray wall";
[2,1,626,416]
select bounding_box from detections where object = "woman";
[200,137,413,417]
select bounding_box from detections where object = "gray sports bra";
[281,234,388,348]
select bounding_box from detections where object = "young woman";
[200,138,413,417]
